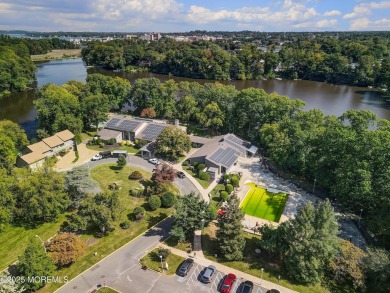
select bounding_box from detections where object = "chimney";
[174,119,179,126]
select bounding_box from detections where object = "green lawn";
[140,248,185,275]
[182,166,211,189]
[86,144,139,154]
[0,214,68,270]
[164,236,193,253]
[240,183,287,222]
[97,288,119,293]
[202,224,330,293]
[38,163,173,292]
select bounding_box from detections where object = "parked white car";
[148,158,160,165]
[91,154,102,161]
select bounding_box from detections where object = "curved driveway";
[84,156,199,196]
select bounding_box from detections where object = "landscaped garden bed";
[182,161,212,189]
[140,247,185,275]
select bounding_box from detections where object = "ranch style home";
[17,130,75,169]
[98,115,258,176]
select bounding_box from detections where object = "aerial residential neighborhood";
[0,1,390,293]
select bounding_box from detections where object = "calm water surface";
[1,58,389,137]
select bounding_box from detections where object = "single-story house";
[188,134,258,174]
[99,116,186,148]
[17,130,75,169]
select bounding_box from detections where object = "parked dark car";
[112,150,128,158]
[177,258,194,276]
[99,151,112,158]
[240,281,254,293]
[201,265,216,283]
[177,171,186,178]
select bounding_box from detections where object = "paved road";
[56,216,267,293]
[56,217,174,293]
[84,156,199,196]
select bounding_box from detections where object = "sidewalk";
[160,244,297,293]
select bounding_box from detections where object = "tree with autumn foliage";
[140,107,157,118]
[151,163,177,185]
[46,232,86,267]
[330,239,366,289]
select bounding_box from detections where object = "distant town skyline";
[0,0,389,32]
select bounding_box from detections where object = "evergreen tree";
[171,192,213,242]
[18,240,55,291]
[117,154,127,169]
[259,199,339,284]
[216,194,245,261]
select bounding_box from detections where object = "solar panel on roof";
[140,124,167,141]
[117,120,141,131]
[209,147,240,168]
[105,118,120,128]
[227,134,244,145]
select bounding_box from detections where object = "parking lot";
[180,263,267,293]
[110,262,267,293]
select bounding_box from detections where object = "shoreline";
[31,49,82,62]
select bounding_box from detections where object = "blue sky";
[0,0,389,32]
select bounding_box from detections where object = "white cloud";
[350,17,390,30]
[344,1,390,19]
[323,10,341,17]
[187,2,317,26]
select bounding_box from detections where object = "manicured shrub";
[225,184,234,194]
[107,138,116,145]
[126,140,132,146]
[74,133,82,144]
[129,171,143,180]
[161,192,176,208]
[120,141,125,146]
[133,206,146,220]
[200,172,211,181]
[193,161,199,167]
[220,191,229,201]
[135,139,148,149]
[149,195,161,211]
[157,247,170,261]
[99,142,105,148]
[182,160,189,166]
[231,176,239,187]
[120,220,131,229]
[130,188,143,197]
[208,205,218,220]
[197,163,206,171]
[223,174,231,180]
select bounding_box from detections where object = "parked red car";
[220,273,237,293]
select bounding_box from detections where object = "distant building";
[140,33,161,41]
[17,130,75,169]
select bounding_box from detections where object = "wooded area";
[81,32,390,89]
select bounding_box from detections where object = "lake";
[1,58,389,137]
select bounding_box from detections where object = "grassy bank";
[31,49,82,61]
[38,163,173,292]
[0,214,68,270]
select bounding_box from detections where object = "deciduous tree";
[46,232,86,266]
[151,163,177,185]
[18,239,55,291]
[155,126,191,160]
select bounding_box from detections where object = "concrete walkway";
[159,244,297,293]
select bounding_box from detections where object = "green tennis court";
[240,183,288,222]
